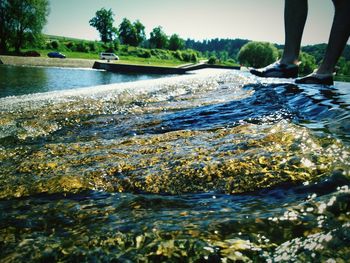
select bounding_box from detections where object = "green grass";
[217,61,241,67]
[20,35,209,68]
[116,55,186,67]
[34,49,98,59]
[335,75,350,82]
[31,49,188,67]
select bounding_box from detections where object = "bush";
[50,40,60,50]
[181,50,198,62]
[226,58,237,64]
[75,41,89,53]
[65,42,75,51]
[120,45,129,54]
[173,50,183,61]
[238,41,279,68]
[88,42,98,52]
[299,52,317,75]
[137,49,151,58]
[191,53,198,62]
[150,49,172,60]
[113,40,120,51]
[336,57,350,76]
[208,56,218,64]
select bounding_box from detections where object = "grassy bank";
[24,49,186,67]
[9,34,241,68]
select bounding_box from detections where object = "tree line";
[89,8,185,51]
[89,7,350,76]
[0,3,349,76]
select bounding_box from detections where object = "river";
[0,66,349,262]
[0,65,167,98]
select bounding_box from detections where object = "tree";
[298,52,317,75]
[133,20,146,46]
[118,18,135,46]
[337,56,350,76]
[118,18,145,46]
[169,34,185,51]
[89,8,116,43]
[0,0,11,53]
[149,26,168,49]
[185,38,249,59]
[0,0,49,53]
[238,41,279,68]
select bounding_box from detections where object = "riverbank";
[0,54,193,70]
[0,55,96,68]
[0,55,240,75]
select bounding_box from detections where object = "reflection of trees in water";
[0,65,48,97]
[0,66,163,98]
[98,70,113,85]
[97,70,162,85]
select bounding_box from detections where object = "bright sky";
[45,0,335,45]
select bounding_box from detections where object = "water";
[0,68,349,262]
[0,65,167,98]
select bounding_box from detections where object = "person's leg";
[280,0,308,65]
[296,0,350,85]
[250,0,307,78]
[317,0,350,75]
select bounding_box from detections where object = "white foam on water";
[0,69,241,112]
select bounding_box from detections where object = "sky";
[44,0,336,45]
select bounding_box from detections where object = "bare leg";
[317,0,350,75]
[280,0,308,65]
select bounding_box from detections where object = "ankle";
[314,68,334,76]
[279,58,299,66]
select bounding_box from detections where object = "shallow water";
[0,65,167,98]
[0,69,349,262]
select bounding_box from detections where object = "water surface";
[0,65,167,98]
[0,69,349,262]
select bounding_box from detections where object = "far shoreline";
[0,55,241,75]
[0,55,96,69]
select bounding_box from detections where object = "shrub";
[238,41,279,68]
[113,40,120,51]
[88,42,98,52]
[181,52,190,62]
[150,49,172,60]
[137,49,151,58]
[75,41,89,53]
[65,42,75,51]
[191,52,198,62]
[299,52,317,75]
[208,56,218,64]
[181,50,198,62]
[226,58,237,64]
[173,50,183,61]
[51,40,59,50]
[120,45,129,53]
